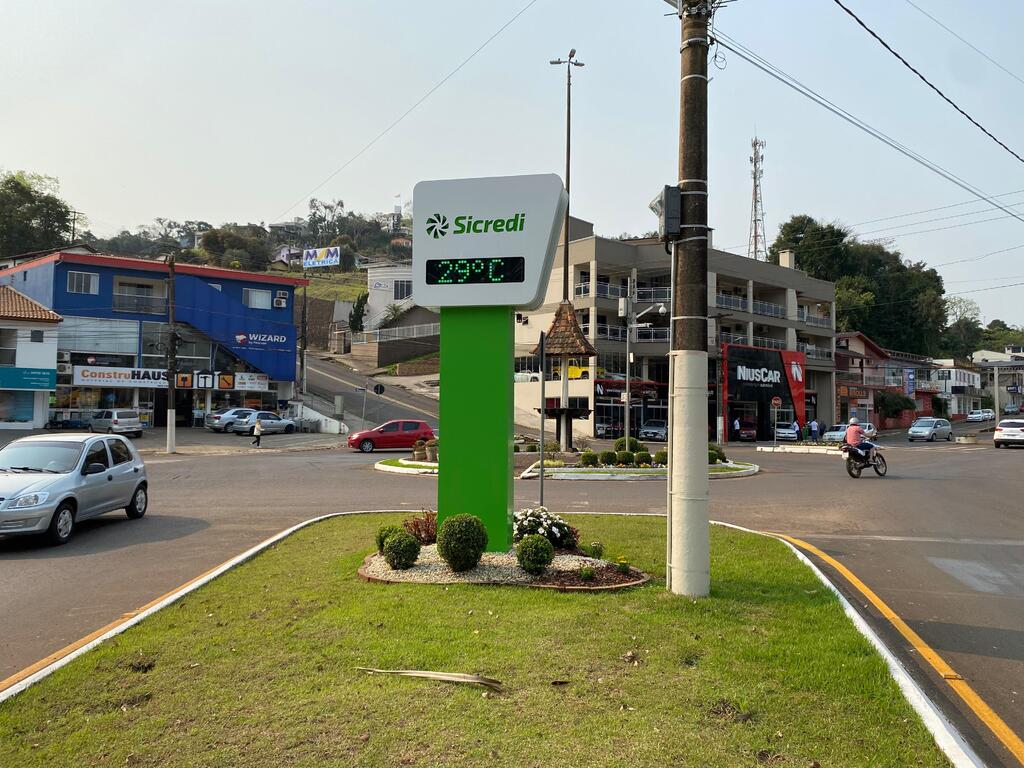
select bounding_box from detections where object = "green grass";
[379,458,436,470]
[269,269,365,302]
[0,515,949,768]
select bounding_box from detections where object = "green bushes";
[375,524,405,553]
[514,506,579,549]
[579,450,599,467]
[599,450,617,466]
[708,449,718,465]
[579,540,604,559]
[403,510,437,544]
[708,442,727,463]
[614,437,647,453]
[653,450,668,465]
[382,531,420,570]
[515,534,554,575]
[616,451,635,466]
[436,514,488,572]
[635,451,652,466]
[543,440,560,453]
[524,443,539,453]
[513,444,520,453]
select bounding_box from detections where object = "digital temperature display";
[425,256,525,285]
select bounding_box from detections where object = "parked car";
[0,434,148,545]
[861,422,878,440]
[595,421,622,439]
[639,419,667,441]
[347,419,435,452]
[993,418,1024,448]
[736,421,758,441]
[89,409,144,438]
[907,417,953,442]
[231,411,296,436]
[513,372,541,382]
[966,410,986,422]
[822,424,848,443]
[774,422,799,441]
[205,407,255,432]
[1003,404,1020,415]
[981,408,996,421]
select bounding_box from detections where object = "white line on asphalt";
[798,533,1024,546]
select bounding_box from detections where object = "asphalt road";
[1,434,1021,765]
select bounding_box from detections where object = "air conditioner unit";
[57,351,71,362]
[273,297,288,308]
[276,290,288,299]
[57,363,73,375]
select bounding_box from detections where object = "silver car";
[907,417,952,442]
[205,407,255,433]
[639,419,668,441]
[89,409,145,438]
[231,411,296,436]
[0,434,148,545]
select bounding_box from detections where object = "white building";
[0,285,61,429]
[930,359,982,416]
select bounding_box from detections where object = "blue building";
[0,251,307,427]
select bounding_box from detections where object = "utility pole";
[539,332,546,506]
[667,0,711,597]
[69,210,84,243]
[165,252,178,454]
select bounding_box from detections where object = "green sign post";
[414,175,567,552]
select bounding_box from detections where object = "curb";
[712,520,985,768]
[373,459,438,475]
[756,445,842,455]
[519,461,759,480]
[136,442,345,457]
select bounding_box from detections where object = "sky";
[3,0,1024,325]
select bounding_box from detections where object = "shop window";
[243,288,272,309]
[0,391,34,423]
[394,280,412,300]
[67,271,99,295]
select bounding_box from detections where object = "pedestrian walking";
[810,418,819,442]
[732,417,740,441]
[251,417,263,448]
[791,418,800,441]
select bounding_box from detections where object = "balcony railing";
[635,286,671,303]
[797,342,832,360]
[582,323,628,341]
[113,291,167,315]
[352,322,440,344]
[635,327,669,342]
[752,299,786,318]
[718,331,749,346]
[753,335,787,350]
[802,313,831,328]
[715,293,748,312]
[0,347,15,366]
[574,282,627,299]
[836,369,863,384]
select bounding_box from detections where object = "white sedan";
[966,410,986,422]
[822,422,877,442]
[993,419,1024,448]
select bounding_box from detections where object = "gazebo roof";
[532,300,596,357]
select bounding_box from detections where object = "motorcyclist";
[844,417,876,463]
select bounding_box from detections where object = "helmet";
[848,417,860,425]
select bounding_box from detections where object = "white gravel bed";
[363,544,602,584]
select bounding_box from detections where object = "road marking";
[800,533,1024,546]
[307,362,437,419]
[778,534,1024,764]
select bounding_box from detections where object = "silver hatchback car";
[0,434,148,545]
[231,411,296,436]
[89,409,145,438]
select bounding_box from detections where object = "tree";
[940,297,983,359]
[349,292,368,332]
[0,171,74,258]
[834,275,875,333]
[981,318,1024,351]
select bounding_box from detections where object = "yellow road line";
[779,533,1024,765]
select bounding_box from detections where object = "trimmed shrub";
[382,531,420,570]
[403,510,437,544]
[514,506,579,549]
[578,565,596,581]
[436,514,488,572]
[599,450,617,466]
[513,443,520,453]
[708,442,727,463]
[616,450,635,466]
[708,449,718,465]
[375,524,405,554]
[539,459,565,468]
[614,437,647,453]
[525,444,539,453]
[516,534,554,575]
[635,451,652,466]
[543,440,560,453]
[579,450,599,467]
[653,450,668,465]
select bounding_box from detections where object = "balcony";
[0,347,15,367]
[581,323,628,341]
[752,335,786,350]
[718,331,749,346]
[836,369,863,385]
[635,327,669,342]
[715,293,748,312]
[574,282,627,299]
[635,286,671,303]
[797,342,832,360]
[752,298,786,318]
[114,291,167,315]
[798,309,831,329]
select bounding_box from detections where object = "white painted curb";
[756,445,842,455]
[520,461,759,480]
[374,459,437,475]
[712,520,985,768]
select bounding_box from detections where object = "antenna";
[746,136,767,261]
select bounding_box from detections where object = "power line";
[830,0,1024,165]
[900,0,1024,89]
[838,279,1024,313]
[269,0,543,223]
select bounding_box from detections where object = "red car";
[348,419,434,453]
[737,421,758,442]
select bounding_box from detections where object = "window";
[379,422,400,433]
[107,439,132,466]
[401,421,421,431]
[243,288,272,309]
[937,370,951,380]
[30,330,44,343]
[84,442,109,470]
[67,271,99,295]
[393,280,412,300]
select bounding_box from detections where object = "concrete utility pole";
[539,331,546,506]
[165,252,178,454]
[667,0,711,597]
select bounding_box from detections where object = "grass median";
[0,514,949,768]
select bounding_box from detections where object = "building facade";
[0,285,62,429]
[929,359,983,416]
[0,252,305,428]
[512,226,837,441]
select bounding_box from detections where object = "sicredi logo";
[424,212,526,238]
[737,365,781,384]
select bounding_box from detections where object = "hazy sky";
[3,0,1024,325]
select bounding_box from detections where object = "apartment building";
[929,359,983,416]
[513,220,836,441]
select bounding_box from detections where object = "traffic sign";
[373,383,385,396]
[771,396,782,408]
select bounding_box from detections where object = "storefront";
[0,367,57,429]
[723,345,807,442]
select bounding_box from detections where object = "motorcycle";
[840,442,887,478]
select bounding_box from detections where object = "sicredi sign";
[412,174,567,309]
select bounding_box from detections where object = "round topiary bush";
[382,530,421,570]
[614,437,646,453]
[436,514,489,572]
[375,524,405,553]
[515,534,554,575]
[579,450,598,467]
[634,451,652,466]
[708,449,718,465]
[653,450,668,465]
[616,450,635,466]
[708,442,727,463]
[598,450,617,466]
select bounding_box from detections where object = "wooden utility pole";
[165,252,179,453]
[667,0,711,597]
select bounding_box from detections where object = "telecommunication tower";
[746,136,767,261]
